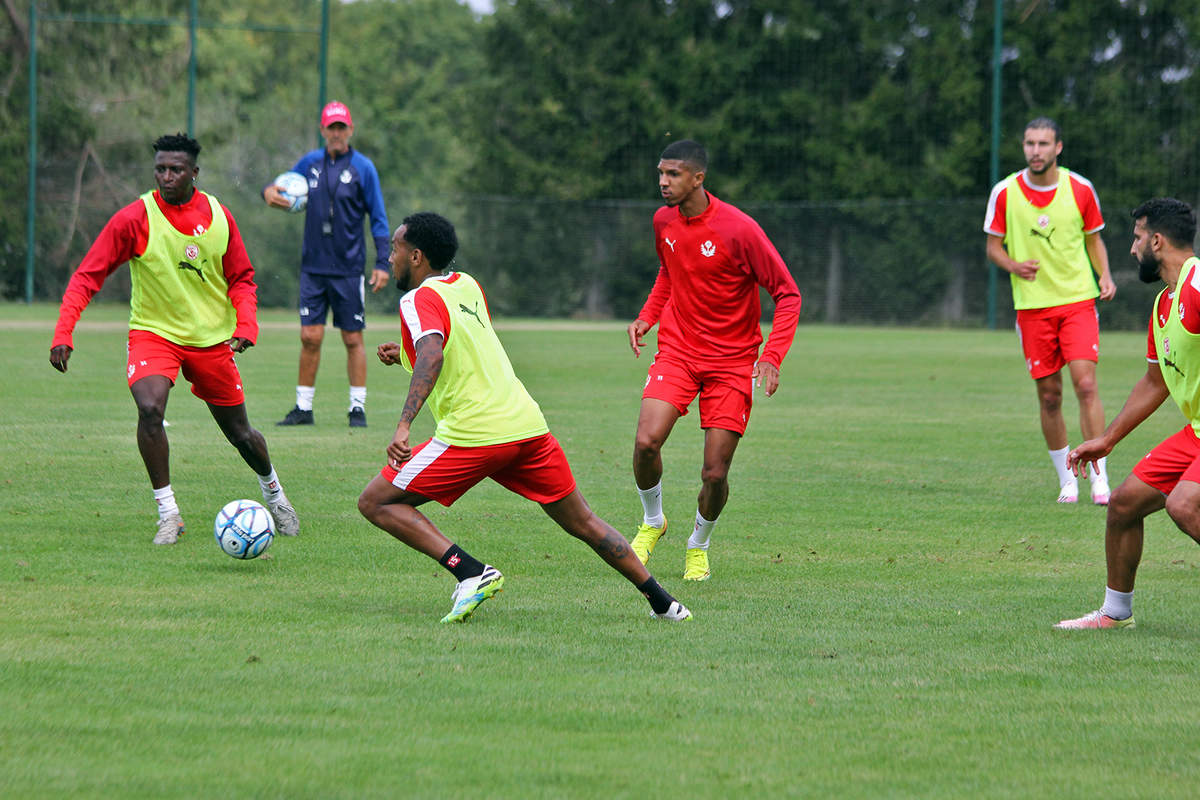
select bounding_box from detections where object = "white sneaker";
[154,514,185,545]
[651,600,692,621]
[267,498,299,536]
[1057,482,1079,504]
[1091,484,1111,506]
[1053,609,1135,630]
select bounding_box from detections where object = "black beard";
[1138,252,1162,284]
[394,270,412,293]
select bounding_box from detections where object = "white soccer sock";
[153,485,179,520]
[1089,456,1110,489]
[296,386,315,412]
[1101,586,1133,620]
[1049,446,1076,488]
[349,386,366,412]
[687,511,717,550]
[258,467,284,503]
[638,481,664,528]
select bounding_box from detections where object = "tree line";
[3,0,1198,326]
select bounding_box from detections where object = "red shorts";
[1132,425,1200,494]
[642,353,753,434]
[380,432,577,507]
[126,329,245,407]
[1015,299,1099,379]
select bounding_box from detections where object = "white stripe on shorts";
[391,438,449,490]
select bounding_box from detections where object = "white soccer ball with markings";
[273,171,308,213]
[214,499,275,559]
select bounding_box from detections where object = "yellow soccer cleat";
[631,518,667,565]
[441,565,505,623]
[683,547,710,581]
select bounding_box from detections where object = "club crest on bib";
[1163,336,1170,357]
[185,244,199,261]
[1037,214,1050,228]
[700,240,716,257]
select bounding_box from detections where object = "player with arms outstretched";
[50,133,299,545]
[357,212,691,623]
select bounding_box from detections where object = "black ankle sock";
[439,544,485,582]
[637,576,674,615]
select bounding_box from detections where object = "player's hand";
[263,184,292,210]
[368,268,390,293]
[753,361,780,397]
[228,337,252,353]
[1098,273,1117,301]
[1067,437,1113,479]
[377,341,403,365]
[1011,259,1040,281]
[628,319,651,357]
[49,344,72,373]
[387,422,412,466]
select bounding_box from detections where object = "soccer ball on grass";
[214,499,275,559]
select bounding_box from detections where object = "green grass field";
[3,302,1198,798]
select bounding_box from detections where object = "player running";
[357,212,691,623]
[627,139,801,581]
[1057,198,1200,629]
[49,133,299,545]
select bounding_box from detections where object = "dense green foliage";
[4,1,1200,324]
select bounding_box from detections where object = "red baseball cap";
[321,101,353,127]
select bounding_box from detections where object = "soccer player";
[49,133,299,545]
[1057,198,1200,629]
[264,101,391,428]
[984,117,1116,505]
[627,140,802,582]
[357,212,691,623]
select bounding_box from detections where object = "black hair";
[1023,116,1062,142]
[660,139,708,172]
[401,212,459,271]
[153,132,201,162]
[1131,198,1197,249]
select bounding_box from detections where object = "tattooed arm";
[386,333,444,466]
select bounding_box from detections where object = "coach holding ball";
[264,100,391,429]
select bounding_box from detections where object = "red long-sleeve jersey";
[52,189,258,350]
[638,192,801,367]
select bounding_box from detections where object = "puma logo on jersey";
[459,302,485,327]
[664,236,677,252]
[1029,227,1056,248]
[177,261,206,282]
[700,240,716,257]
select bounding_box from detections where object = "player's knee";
[1038,391,1063,414]
[356,490,377,520]
[1106,486,1136,524]
[1073,374,1098,402]
[135,401,165,428]
[700,463,730,486]
[634,433,664,460]
[222,424,257,452]
[1164,492,1200,531]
